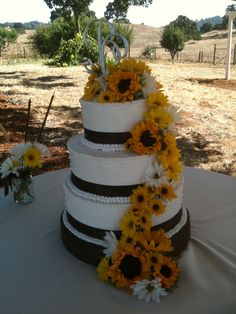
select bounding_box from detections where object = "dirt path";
[0,61,235,175]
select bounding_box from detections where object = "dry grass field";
[0,25,236,176]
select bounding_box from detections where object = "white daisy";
[144,161,168,187]
[33,142,51,157]
[142,72,157,96]
[0,157,20,178]
[166,105,182,122]
[131,278,168,303]
[9,142,32,159]
[102,231,118,258]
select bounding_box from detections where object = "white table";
[0,167,236,314]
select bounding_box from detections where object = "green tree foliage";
[32,17,75,57]
[170,15,201,40]
[0,27,17,57]
[200,22,212,34]
[33,16,133,66]
[160,25,185,62]
[47,32,98,66]
[104,0,153,20]
[44,0,93,32]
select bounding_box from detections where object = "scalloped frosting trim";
[62,206,188,247]
[80,98,145,108]
[166,206,188,238]
[81,135,125,152]
[63,209,107,247]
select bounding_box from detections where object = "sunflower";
[154,255,180,289]
[158,184,176,201]
[146,91,169,108]
[107,70,141,102]
[134,210,152,232]
[130,120,161,155]
[119,211,136,236]
[162,132,177,149]
[149,199,166,216]
[23,147,42,168]
[144,107,173,129]
[83,79,101,101]
[130,185,150,208]
[97,90,115,103]
[108,246,149,289]
[159,145,180,169]
[142,229,173,253]
[97,257,110,282]
[119,58,152,75]
[166,161,183,181]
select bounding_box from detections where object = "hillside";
[1,25,236,64]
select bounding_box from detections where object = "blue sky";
[0,0,234,26]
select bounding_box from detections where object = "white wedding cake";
[61,21,190,300]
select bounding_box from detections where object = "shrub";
[47,33,98,66]
[32,17,75,58]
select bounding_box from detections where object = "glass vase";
[11,173,34,205]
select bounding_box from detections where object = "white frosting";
[80,98,147,132]
[81,135,124,152]
[64,174,183,230]
[68,134,154,186]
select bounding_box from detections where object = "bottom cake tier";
[61,207,191,266]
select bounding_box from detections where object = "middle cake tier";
[68,133,154,193]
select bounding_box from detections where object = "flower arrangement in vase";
[0,142,51,204]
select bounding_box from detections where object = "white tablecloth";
[0,167,236,314]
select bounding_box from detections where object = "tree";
[200,22,212,34]
[0,27,17,57]
[160,25,185,63]
[221,4,236,29]
[44,0,93,33]
[104,0,153,20]
[170,15,201,40]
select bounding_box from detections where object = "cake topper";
[83,18,129,83]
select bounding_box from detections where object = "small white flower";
[102,231,118,258]
[33,142,51,157]
[142,72,157,96]
[0,157,20,178]
[166,105,182,123]
[131,278,168,303]
[144,161,168,187]
[9,142,32,159]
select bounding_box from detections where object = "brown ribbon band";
[66,207,183,240]
[71,172,139,197]
[84,128,131,145]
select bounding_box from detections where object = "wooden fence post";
[233,44,236,65]
[213,44,216,65]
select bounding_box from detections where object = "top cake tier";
[80,99,146,145]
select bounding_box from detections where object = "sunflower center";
[160,265,172,278]
[140,131,156,147]
[151,256,158,264]
[137,194,144,203]
[161,187,168,195]
[119,254,142,279]
[153,204,160,212]
[153,172,160,179]
[28,154,34,161]
[118,79,131,93]
[104,95,110,101]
